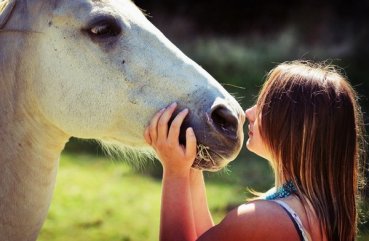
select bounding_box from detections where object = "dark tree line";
[134,0,369,46]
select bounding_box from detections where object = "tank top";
[272,200,311,241]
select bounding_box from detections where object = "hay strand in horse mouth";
[193,144,216,169]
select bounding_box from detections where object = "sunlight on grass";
[38,153,242,241]
[39,153,162,241]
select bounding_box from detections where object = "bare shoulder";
[198,200,300,241]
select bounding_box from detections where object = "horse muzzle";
[176,102,245,171]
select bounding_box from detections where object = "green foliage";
[179,30,368,112]
[359,197,369,240]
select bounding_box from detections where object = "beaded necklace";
[265,181,297,200]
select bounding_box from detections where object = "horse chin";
[173,104,245,172]
[191,160,224,172]
[191,144,238,172]
[177,127,243,172]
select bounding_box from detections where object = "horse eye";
[87,18,121,38]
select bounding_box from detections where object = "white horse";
[0,0,245,240]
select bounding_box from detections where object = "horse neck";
[0,108,69,240]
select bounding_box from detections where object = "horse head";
[0,0,245,171]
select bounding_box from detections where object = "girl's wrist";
[163,167,191,179]
[189,168,204,186]
[190,168,203,175]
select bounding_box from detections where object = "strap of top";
[272,200,311,241]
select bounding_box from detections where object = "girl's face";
[245,105,271,160]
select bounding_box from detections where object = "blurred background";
[39,0,369,240]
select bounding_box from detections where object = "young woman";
[144,61,366,241]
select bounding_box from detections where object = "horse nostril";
[210,106,239,137]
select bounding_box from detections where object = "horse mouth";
[191,144,228,172]
[175,105,244,171]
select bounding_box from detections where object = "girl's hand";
[144,103,197,177]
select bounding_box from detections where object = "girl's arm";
[190,169,214,237]
[144,103,198,241]
[144,104,288,241]
[160,170,196,241]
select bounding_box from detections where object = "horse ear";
[0,0,16,29]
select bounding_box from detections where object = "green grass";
[38,153,160,241]
[38,153,244,241]
[38,152,369,241]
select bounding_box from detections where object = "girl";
[144,61,366,241]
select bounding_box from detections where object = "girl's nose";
[245,105,256,122]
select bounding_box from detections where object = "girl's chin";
[246,141,268,160]
[245,139,253,151]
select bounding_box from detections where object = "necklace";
[265,181,297,200]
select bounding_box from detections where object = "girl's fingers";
[185,127,197,158]
[168,108,189,143]
[144,127,152,145]
[157,102,177,140]
[149,108,166,143]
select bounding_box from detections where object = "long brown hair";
[256,61,366,241]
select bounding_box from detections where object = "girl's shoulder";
[199,200,302,241]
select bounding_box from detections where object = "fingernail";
[170,102,177,107]
[182,108,189,113]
